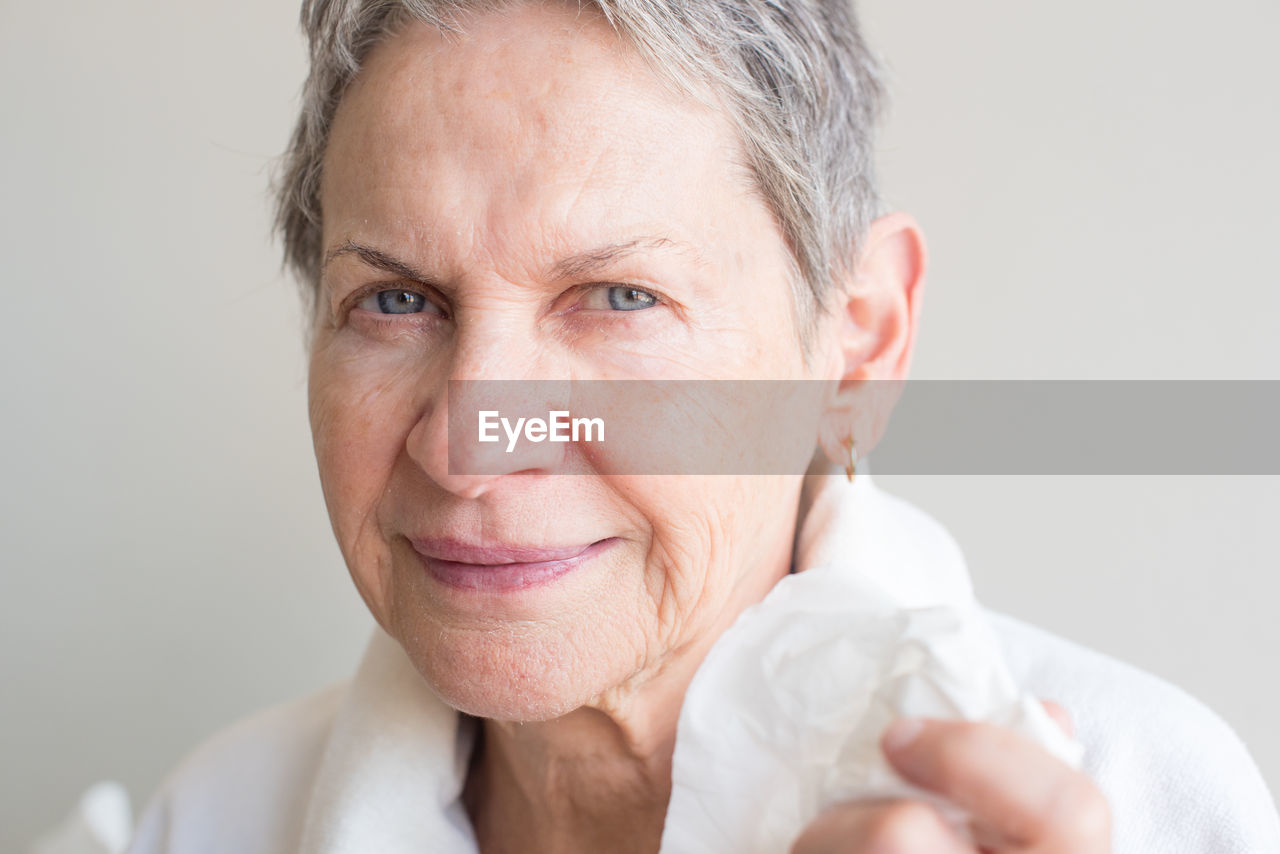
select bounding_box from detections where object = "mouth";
[408,536,619,591]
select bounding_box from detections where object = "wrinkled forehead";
[318,3,761,276]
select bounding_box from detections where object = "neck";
[463,599,751,853]
[464,709,673,853]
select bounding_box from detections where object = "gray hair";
[273,0,887,339]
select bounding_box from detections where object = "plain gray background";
[2,0,1276,848]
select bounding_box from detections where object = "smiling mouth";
[408,536,619,591]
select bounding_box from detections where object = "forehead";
[320,2,769,273]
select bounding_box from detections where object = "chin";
[392,616,635,722]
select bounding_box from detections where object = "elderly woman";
[57,0,1274,852]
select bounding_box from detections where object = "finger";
[881,718,1110,850]
[1040,699,1074,738]
[791,799,972,854]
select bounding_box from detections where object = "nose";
[404,326,574,499]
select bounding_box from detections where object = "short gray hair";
[274,0,886,337]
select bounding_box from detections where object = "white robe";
[35,473,1280,853]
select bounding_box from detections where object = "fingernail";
[882,717,925,753]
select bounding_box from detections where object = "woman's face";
[310,3,844,721]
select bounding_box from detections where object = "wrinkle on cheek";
[643,505,733,650]
[643,477,790,675]
[309,347,438,623]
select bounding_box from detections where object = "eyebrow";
[321,235,705,285]
[323,240,433,283]
[548,236,704,280]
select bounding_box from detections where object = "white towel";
[28,783,132,854]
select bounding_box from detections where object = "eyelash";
[346,282,445,320]
[570,283,664,313]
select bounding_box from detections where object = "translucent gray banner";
[446,380,1280,475]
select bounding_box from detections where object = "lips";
[408,536,616,591]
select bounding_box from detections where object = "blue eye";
[583,285,659,311]
[609,287,657,311]
[357,288,433,315]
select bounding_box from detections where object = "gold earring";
[843,435,858,483]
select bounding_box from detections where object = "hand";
[791,700,1110,853]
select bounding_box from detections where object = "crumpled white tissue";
[660,476,1084,853]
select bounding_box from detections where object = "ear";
[817,212,927,469]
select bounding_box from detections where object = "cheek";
[637,475,801,638]
[626,479,746,631]
[308,344,428,603]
